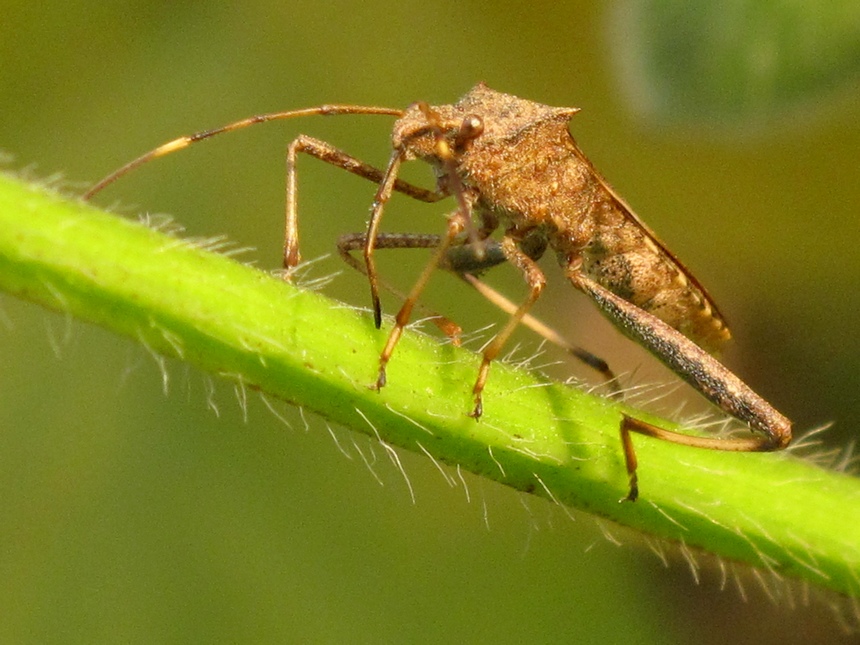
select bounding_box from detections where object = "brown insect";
[84,83,792,500]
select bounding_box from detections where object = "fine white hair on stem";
[39,280,73,358]
[355,406,416,504]
[324,422,353,460]
[480,484,491,531]
[599,520,623,547]
[415,441,457,487]
[204,375,220,417]
[350,435,382,486]
[136,329,170,395]
[233,378,248,423]
[258,393,294,429]
[455,465,471,504]
[533,473,575,523]
[678,539,701,585]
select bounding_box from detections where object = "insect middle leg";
[440,235,619,394]
[346,225,551,419]
[370,213,469,389]
[338,232,618,393]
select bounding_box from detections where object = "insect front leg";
[374,212,468,389]
[283,135,444,271]
[567,268,792,501]
[338,232,466,342]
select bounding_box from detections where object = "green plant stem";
[1,172,858,598]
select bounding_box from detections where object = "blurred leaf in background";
[604,0,860,457]
[610,0,860,130]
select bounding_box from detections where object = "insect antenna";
[83,104,405,199]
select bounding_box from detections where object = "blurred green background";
[1,1,859,642]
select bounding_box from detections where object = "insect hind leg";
[620,415,783,502]
[567,268,791,501]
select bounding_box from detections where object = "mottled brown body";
[394,84,729,353]
[84,83,792,500]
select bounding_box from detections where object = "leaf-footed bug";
[84,83,792,500]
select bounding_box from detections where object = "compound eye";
[459,115,484,140]
[453,114,484,151]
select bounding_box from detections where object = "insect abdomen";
[581,215,731,353]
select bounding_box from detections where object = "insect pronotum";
[84,83,792,500]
